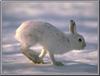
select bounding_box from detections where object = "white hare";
[15,20,86,66]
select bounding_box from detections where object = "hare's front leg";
[21,46,43,64]
[49,52,64,66]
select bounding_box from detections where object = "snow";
[2,1,99,75]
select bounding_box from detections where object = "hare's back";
[15,20,60,45]
[16,20,63,37]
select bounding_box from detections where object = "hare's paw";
[53,61,64,66]
[31,55,44,64]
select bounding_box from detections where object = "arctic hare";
[15,20,86,66]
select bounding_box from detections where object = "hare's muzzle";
[82,43,86,49]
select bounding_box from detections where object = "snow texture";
[2,1,99,75]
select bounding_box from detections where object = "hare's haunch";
[15,20,86,66]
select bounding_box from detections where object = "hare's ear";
[69,20,76,34]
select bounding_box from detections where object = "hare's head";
[69,20,86,50]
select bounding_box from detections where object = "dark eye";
[78,38,82,42]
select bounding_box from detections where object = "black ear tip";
[70,20,74,22]
[70,20,75,25]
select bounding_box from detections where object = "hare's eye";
[78,38,82,42]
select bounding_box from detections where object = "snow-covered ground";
[2,1,99,75]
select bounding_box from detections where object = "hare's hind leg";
[38,48,47,64]
[21,46,43,64]
[39,48,47,59]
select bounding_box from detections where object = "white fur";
[15,20,86,65]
